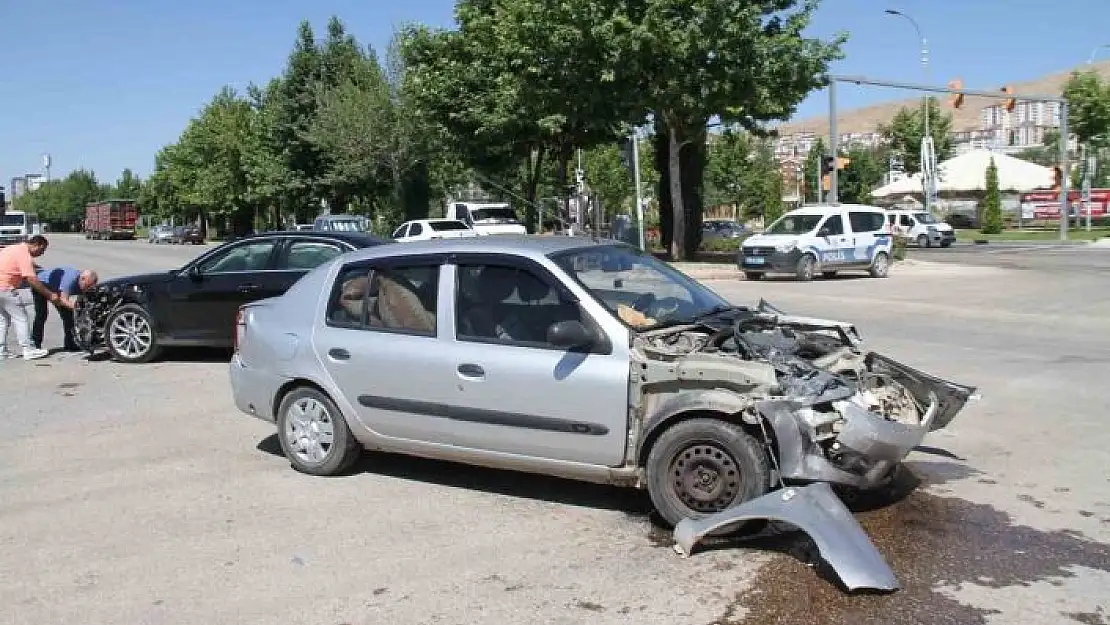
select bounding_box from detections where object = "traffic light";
[948,79,964,108]
[1001,86,1016,112]
[619,137,635,172]
[0,189,5,209]
[820,155,835,176]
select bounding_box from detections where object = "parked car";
[174,224,206,245]
[74,230,391,364]
[701,219,746,242]
[147,225,176,244]
[738,203,893,281]
[886,209,956,248]
[228,235,976,579]
[392,218,479,242]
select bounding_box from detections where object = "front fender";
[638,389,753,460]
[864,352,979,431]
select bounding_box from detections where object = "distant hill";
[774,59,1110,138]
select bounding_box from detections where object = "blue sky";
[2,0,1108,187]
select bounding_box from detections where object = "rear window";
[848,211,887,233]
[430,220,470,232]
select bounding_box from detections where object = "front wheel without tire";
[276,387,362,476]
[646,418,771,529]
[105,303,162,363]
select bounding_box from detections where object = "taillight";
[234,307,247,353]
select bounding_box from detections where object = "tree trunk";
[555,146,572,230]
[667,124,686,260]
[523,147,545,232]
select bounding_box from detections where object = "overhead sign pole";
[828,74,1071,240]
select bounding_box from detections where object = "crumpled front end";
[73,284,128,353]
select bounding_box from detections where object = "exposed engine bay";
[632,299,976,491]
[73,282,130,352]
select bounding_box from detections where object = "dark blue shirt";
[36,267,83,296]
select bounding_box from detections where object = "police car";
[738,203,893,281]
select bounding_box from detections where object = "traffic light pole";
[828,81,839,204]
[827,74,1070,240]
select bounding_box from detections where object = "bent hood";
[95,271,175,291]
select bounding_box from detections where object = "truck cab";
[447,202,527,235]
[0,210,39,246]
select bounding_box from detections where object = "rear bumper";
[229,354,286,423]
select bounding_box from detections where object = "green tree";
[1063,70,1110,149]
[878,97,953,174]
[705,129,784,221]
[114,168,142,199]
[802,137,826,203]
[980,157,1003,235]
[632,0,844,258]
[838,146,886,204]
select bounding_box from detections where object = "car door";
[314,255,453,443]
[848,209,886,265]
[165,237,280,343]
[815,211,852,267]
[433,254,630,467]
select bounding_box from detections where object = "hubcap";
[670,444,740,513]
[108,311,152,358]
[284,398,335,464]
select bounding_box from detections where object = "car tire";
[940,240,952,248]
[743,271,763,281]
[276,387,362,476]
[104,303,162,364]
[646,418,771,530]
[795,253,816,281]
[917,234,929,248]
[869,251,891,278]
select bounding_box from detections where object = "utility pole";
[631,130,646,250]
[828,81,839,203]
[1059,102,1070,241]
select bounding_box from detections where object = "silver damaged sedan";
[229,235,977,591]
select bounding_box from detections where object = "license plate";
[744,256,765,265]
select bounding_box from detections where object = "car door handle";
[457,363,485,378]
[238,283,261,293]
[328,348,350,361]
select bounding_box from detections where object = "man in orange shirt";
[0,235,57,360]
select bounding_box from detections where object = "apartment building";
[970,100,1078,155]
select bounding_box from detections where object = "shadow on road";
[255,433,654,516]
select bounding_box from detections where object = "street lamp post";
[1087,44,1110,64]
[885,9,933,213]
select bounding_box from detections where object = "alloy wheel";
[108,311,153,359]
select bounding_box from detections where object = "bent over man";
[32,266,98,351]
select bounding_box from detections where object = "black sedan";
[75,230,390,363]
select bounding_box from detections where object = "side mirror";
[546,320,596,349]
[187,265,203,281]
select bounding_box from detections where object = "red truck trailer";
[84,199,138,240]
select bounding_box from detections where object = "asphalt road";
[906,239,1110,274]
[2,235,1109,625]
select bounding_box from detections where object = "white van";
[886,209,956,248]
[738,203,893,281]
[447,202,527,235]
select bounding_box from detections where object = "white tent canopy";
[871,149,1055,199]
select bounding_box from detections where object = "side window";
[820,214,845,236]
[410,223,424,237]
[392,224,408,238]
[900,214,914,227]
[284,241,343,271]
[199,240,276,273]
[455,262,583,347]
[327,264,439,334]
[849,211,886,233]
[328,265,372,327]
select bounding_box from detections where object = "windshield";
[550,245,732,330]
[765,214,822,235]
[470,207,519,223]
[914,212,938,224]
[2,214,25,227]
[430,220,470,231]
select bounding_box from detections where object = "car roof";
[234,230,391,247]
[789,203,883,215]
[334,234,622,263]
